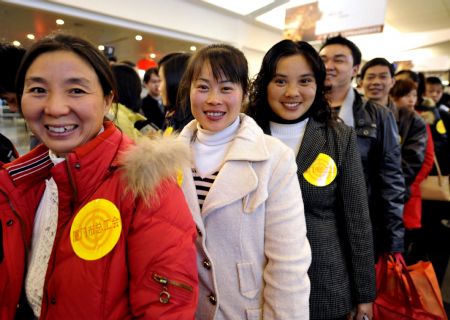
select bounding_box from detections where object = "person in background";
[247,39,375,320]
[395,70,427,106]
[425,76,449,112]
[0,33,198,319]
[319,36,405,257]
[0,43,26,162]
[141,67,165,129]
[178,43,311,319]
[396,70,450,175]
[395,72,450,285]
[110,63,147,140]
[389,79,435,261]
[360,58,427,201]
[158,52,193,131]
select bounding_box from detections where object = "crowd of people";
[0,31,449,320]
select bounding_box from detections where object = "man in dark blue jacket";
[319,36,405,256]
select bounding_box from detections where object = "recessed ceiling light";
[149,53,156,59]
[27,34,35,40]
[202,0,274,15]
[190,46,197,52]
[135,35,143,41]
[98,45,105,51]
[56,19,65,25]
[12,41,21,47]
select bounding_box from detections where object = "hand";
[347,302,373,320]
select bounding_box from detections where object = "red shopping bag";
[374,253,447,320]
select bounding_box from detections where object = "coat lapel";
[201,161,258,217]
[296,118,326,174]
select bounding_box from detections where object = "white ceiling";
[1,0,449,72]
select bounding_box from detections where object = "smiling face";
[21,50,112,157]
[190,61,243,132]
[319,44,358,92]
[361,64,395,106]
[267,54,317,121]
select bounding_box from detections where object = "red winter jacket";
[0,122,198,319]
[403,125,435,229]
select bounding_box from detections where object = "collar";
[338,87,355,127]
[4,122,127,205]
[180,113,270,163]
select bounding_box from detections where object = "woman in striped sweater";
[178,44,312,320]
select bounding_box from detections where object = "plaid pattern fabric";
[294,119,376,319]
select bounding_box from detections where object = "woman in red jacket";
[390,79,435,261]
[0,33,198,319]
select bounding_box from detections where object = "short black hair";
[426,76,444,88]
[360,57,395,79]
[320,35,362,66]
[0,43,26,94]
[143,67,159,84]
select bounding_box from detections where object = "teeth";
[283,103,299,108]
[206,112,224,117]
[48,125,76,133]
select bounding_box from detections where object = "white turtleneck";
[192,117,240,177]
[270,118,309,155]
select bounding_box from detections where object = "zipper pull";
[153,273,171,304]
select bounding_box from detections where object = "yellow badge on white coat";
[303,153,337,187]
[436,119,446,134]
[70,199,122,261]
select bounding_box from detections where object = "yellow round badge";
[303,153,337,187]
[436,119,446,134]
[70,199,122,261]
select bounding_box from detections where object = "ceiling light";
[149,53,156,59]
[27,34,35,40]
[56,19,65,25]
[190,46,197,52]
[135,35,143,41]
[12,40,21,47]
[202,0,274,15]
[98,45,105,51]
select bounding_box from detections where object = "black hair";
[0,43,26,94]
[16,33,118,112]
[143,67,159,84]
[178,44,249,117]
[426,76,444,88]
[159,52,191,111]
[246,39,334,129]
[111,63,142,112]
[319,35,362,66]
[360,57,395,79]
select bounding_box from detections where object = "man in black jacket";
[319,36,405,256]
[141,67,165,129]
[360,57,427,201]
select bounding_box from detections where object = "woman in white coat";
[178,44,311,320]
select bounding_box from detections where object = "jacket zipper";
[152,273,193,304]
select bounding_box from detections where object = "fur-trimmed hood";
[120,132,190,201]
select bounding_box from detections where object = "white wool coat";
[180,114,311,320]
